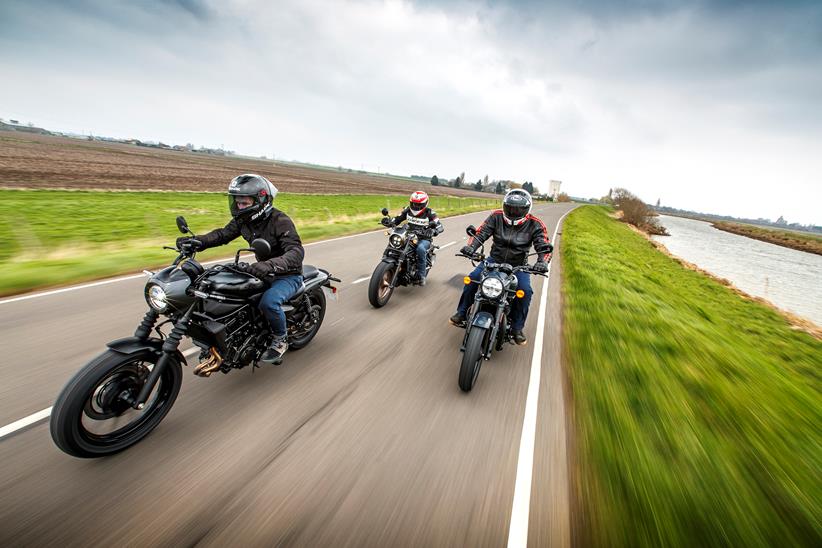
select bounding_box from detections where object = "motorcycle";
[454,225,547,392]
[368,207,438,308]
[50,215,339,458]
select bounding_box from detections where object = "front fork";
[131,304,194,409]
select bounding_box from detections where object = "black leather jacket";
[467,210,553,266]
[195,209,304,276]
[391,207,444,238]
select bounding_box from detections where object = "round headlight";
[146,284,168,311]
[481,277,504,298]
[389,233,405,248]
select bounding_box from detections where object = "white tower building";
[549,180,562,199]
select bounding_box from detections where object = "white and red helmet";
[409,191,429,216]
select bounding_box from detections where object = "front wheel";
[368,261,396,308]
[50,349,182,458]
[459,326,487,392]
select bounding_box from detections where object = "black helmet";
[502,189,532,225]
[228,174,277,223]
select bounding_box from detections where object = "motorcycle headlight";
[145,283,168,311]
[480,277,504,298]
[389,233,405,248]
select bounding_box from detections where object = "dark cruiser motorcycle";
[50,216,339,458]
[454,225,547,392]
[368,207,438,308]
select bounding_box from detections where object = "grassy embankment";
[0,190,496,296]
[712,221,822,256]
[563,206,821,547]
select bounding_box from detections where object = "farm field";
[0,130,489,196]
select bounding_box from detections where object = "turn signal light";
[516,290,525,298]
[463,276,471,285]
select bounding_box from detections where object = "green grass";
[562,206,821,547]
[0,190,496,295]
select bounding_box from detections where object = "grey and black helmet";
[227,174,278,224]
[502,188,532,225]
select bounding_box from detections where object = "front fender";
[107,337,188,365]
[470,311,494,330]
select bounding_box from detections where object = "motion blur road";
[0,203,575,547]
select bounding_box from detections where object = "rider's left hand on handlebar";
[533,260,549,273]
[459,245,475,256]
[381,218,392,227]
[176,237,202,250]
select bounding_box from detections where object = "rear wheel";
[368,261,396,308]
[459,326,486,392]
[289,289,326,350]
[50,349,182,458]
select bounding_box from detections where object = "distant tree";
[656,198,661,208]
[776,216,787,225]
[474,180,483,191]
[557,192,572,203]
[431,175,440,186]
[495,182,503,194]
[483,175,489,187]
[453,175,461,188]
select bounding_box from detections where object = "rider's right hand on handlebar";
[460,245,475,257]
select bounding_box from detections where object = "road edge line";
[506,207,574,548]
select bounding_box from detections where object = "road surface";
[0,203,576,547]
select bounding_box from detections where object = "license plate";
[322,285,338,301]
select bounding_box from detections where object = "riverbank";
[562,206,821,547]
[0,190,496,296]
[712,221,822,256]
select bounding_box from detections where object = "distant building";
[548,180,562,199]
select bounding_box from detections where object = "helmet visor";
[229,194,259,216]
[503,202,529,221]
[409,200,427,212]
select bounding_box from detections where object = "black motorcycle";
[454,225,547,392]
[368,207,438,308]
[50,216,339,458]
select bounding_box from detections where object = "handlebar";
[455,253,548,277]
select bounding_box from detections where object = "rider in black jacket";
[382,191,444,285]
[449,189,553,345]
[177,174,304,364]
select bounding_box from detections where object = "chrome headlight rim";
[480,277,504,298]
[145,283,168,312]
[389,233,405,248]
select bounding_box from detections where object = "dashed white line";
[0,346,202,441]
[439,240,457,250]
[351,276,371,285]
[506,207,574,548]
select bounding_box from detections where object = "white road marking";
[0,207,500,306]
[351,276,370,285]
[0,346,202,441]
[0,408,52,440]
[439,241,457,249]
[506,207,574,548]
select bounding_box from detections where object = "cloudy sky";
[1,0,820,224]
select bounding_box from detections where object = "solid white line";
[351,276,370,285]
[0,206,498,306]
[506,207,574,548]
[0,346,202,441]
[0,407,52,440]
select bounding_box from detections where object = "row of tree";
[429,174,545,197]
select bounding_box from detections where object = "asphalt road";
[0,202,576,547]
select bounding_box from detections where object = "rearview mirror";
[381,208,389,216]
[176,216,190,234]
[466,225,477,237]
[250,238,272,258]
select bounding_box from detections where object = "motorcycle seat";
[302,265,320,280]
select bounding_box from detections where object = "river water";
[652,215,822,325]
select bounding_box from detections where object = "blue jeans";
[456,262,533,331]
[416,239,431,279]
[258,275,303,338]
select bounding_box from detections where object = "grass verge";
[0,190,496,295]
[562,206,821,547]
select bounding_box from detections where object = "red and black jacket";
[467,210,553,266]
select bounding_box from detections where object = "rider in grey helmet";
[176,174,304,364]
[450,188,553,345]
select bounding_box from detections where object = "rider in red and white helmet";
[381,191,444,285]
